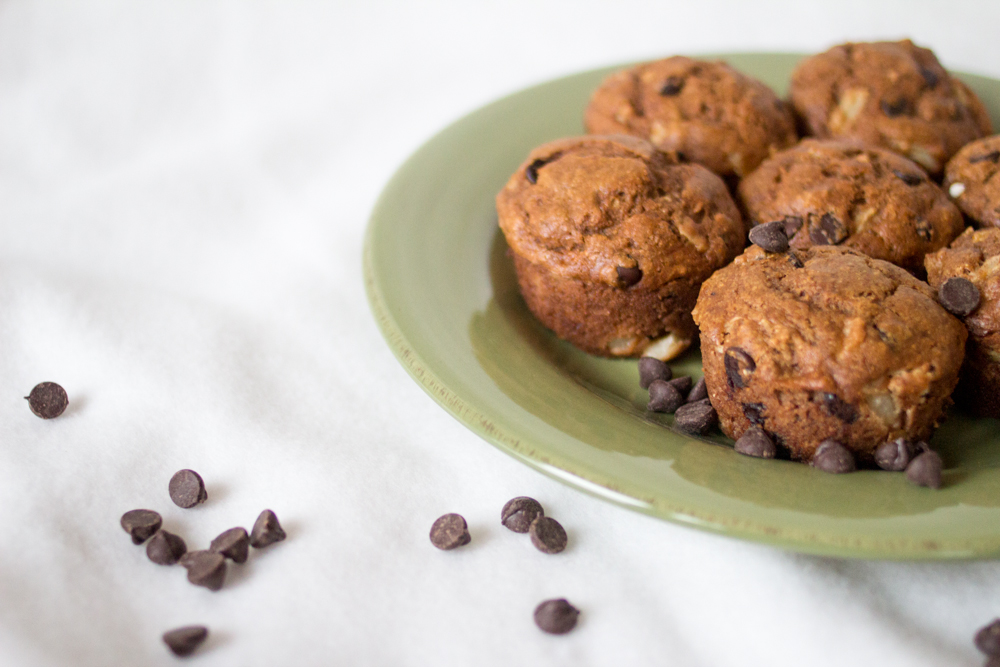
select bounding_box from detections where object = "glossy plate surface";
[364,53,1000,559]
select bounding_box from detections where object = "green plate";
[364,53,1000,559]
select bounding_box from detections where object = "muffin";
[737,138,964,273]
[584,56,797,178]
[943,135,1000,228]
[692,245,967,463]
[789,39,992,176]
[496,135,745,360]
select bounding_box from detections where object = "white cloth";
[2,2,1000,665]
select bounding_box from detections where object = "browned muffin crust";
[692,245,967,462]
[737,139,964,273]
[925,227,1000,417]
[584,56,797,178]
[789,40,992,176]
[943,135,1000,228]
[496,135,745,359]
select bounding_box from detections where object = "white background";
[1,1,999,665]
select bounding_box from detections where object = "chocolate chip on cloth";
[789,39,992,176]
[584,56,797,178]
[25,382,68,419]
[168,469,207,509]
[429,513,470,550]
[944,135,1000,228]
[496,135,745,361]
[180,551,226,591]
[121,509,162,545]
[250,509,287,548]
[501,497,544,533]
[162,626,209,657]
[146,530,187,565]
[534,598,580,635]
[210,527,250,563]
[529,516,567,554]
[738,139,964,273]
[976,619,1000,657]
[692,245,967,464]
[647,379,684,414]
[638,357,671,389]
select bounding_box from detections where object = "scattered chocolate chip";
[163,625,208,657]
[647,379,684,413]
[25,382,68,419]
[875,438,916,471]
[638,357,671,389]
[809,213,848,245]
[146,530,187,565]
[534,598,579,634]
[915,218,933,242]
[969,151,1000,165]
[724,347,756,389]
[811,440,856,474]
[210,527,250,563]
[659,76,684,96]
[975,619,1000,656]
[893,169,925,186]
[881,98,910,117]
[180,550,226,591]
[501,497,544,533]
[783,215,804,237]
[616,265,643,288]
[920,67,939,88]
[741,402,766,425]
[168,469,207,509]
[668,375,692,396]
[529,516,567,554]
[734,425,776,459]
[121,509,163,545]
[674,399,717,435]
[786,251,804,268]
[749,221,789,253]
[250,509,287,548]
[939,277,981,317]
[429,513,470,550]
[525,158,547,184]
[816,392,859,424]
[687,377,708,403]
[905,450,943,489]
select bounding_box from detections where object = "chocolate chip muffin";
[943,135,1000,228]
[737,139,964,273]
[789,39,992,176]
[496,135,745,360]
[584,57,797,178]
[925,227,1000,417]
[692,245,967,463]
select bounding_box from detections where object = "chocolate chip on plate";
[975,619,1000,656]
[168,469,207,509]
[686,377,708,403]
[659,76,684,96]
[210,527,250,563]
[938,277,981,317]
[638,357,671,389]
[811,440,856,474]
[534,598,579,634]
[529,516,567,554]
[121,509,163,545]
[809,212,848,245]
[250,509,287,548]
[668,375,692,396]
[905,450,943,489]
[748,221,789,253]
[647,379,684,414]
[162,625,209,657]
[674,399,717,435]
[875,437,916,471]
[147,530,187,565]
[429,513,470,550]
[734,425,776,459]
[616,266,643,288]
[501,497,544,534]
[180,551,226,591]
[25,382,68,419]
[724,347,755,389]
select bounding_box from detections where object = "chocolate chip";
[250,509,287,548]
[939,277,981,317]
[429,513,470,550]
[647,379,684,413]
[741,402,765,425]
[875,437,915,471]
[975,619,1000,656]
[809,213,848,245]
[881,98,910,117]
[209,527,249,563]
[811,440,856,474]
[749,221,789,253]
[162,625,208,657]
[668,375,692,396]
[734,425,776,459]
[501,497,544,533]
[168,469,207,509]
[529,516,567,554]
[674,399,717,435]
[724,347,755,389]
[25,382,68,419]
[687,377,708,403]
[638,357,671,389]
[969,150,1000,164]
[783,215,804,237]
[534,598,579,634]
[905,450,943,489]
[816,392,859,423]
[920,67,939,88]
[121,509,162,545]
[525,158,547,184]
[617,265,643,287]
[146,530,187,565]
[659,76,684,96]
[893,169,925,185]
[786,251,804,268]
[180,551,226,591]
[915,218,933,242]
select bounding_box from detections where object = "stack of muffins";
[495,40,1000,485]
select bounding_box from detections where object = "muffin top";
[925,226,1000,345]
[584,57,797,177]
[789,39,992,176]
[943,135,1000,228]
